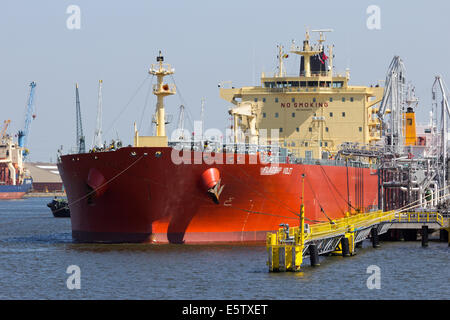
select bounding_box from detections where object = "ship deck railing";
[255,86,368,94]
[168,141,376,168]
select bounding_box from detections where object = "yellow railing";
[396,212,443,225]
[267,210,396,272]
[306,210,395,240]
[267,209,447,272]
[270,210,396,244]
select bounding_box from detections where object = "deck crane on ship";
[92,80,104,149]
[75,83,85,154]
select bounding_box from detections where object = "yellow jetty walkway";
[267,210,446,272]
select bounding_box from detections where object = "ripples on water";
[0,198,448,299]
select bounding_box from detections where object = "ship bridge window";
[300,81,307,87]
[289,81,299,87]
[276,81,288,88]
[265,82,276,88]
[308,81,318,87]
[333,82,344,88]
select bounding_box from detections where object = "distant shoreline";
[24,192,66,198]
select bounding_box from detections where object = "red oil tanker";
[58,31,383,243]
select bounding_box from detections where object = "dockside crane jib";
[75,83,86,154]
[18,81,37,158]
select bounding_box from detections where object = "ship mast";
[149,51,175,137]
[290,29,333,77]
[277,45,287,77]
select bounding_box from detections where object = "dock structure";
[382,212,450,244]
[391,211,445,230]
[267,210,446,272]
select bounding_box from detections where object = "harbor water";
[0,197,448,300]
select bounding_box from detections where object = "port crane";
[75,83,85,153]
[1,120,11,143]
[17,81,37,158]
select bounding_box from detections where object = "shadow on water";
[65,242,267,253]
[0,232,72,244]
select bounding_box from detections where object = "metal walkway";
[267,210,447,272]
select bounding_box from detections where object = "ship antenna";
[277,44,288,77]
[311,29,333,50]
[290,28,333,77]
[200,97,205,146]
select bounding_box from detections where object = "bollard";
[421,225,429,247]
[309,244,320,266]
[371,228,380,248]
[341,237,350,257]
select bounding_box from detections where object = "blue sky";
[1,0,449,161]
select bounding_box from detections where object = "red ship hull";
[58,147,379,243]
